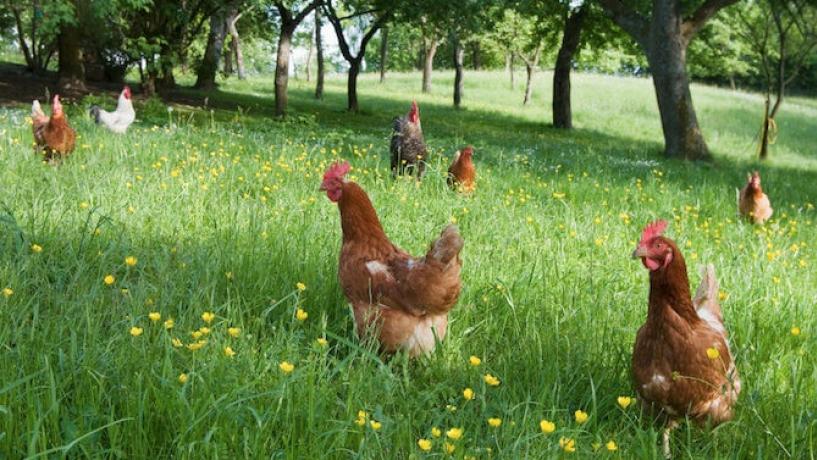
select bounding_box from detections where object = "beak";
[632,246,647,259]
[318,184,326,191]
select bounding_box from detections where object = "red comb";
[323,161,350,181]
[639,220,668,245]
[462,146,474,155]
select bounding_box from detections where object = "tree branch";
[681,0,740,42]
[597,0,648,46]
[336,8,380,21]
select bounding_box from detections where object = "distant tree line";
[1,0,816,161]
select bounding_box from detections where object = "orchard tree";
[599,0,740,160]
[324,0,392,112]
[273,0,321,117]
[737,0,817,159]
[4,0,63,74]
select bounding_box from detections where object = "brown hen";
[32,95,76,161]
[321,161,463,357]
[738,171,772,224]
[632,220,740,458]
[447,146,476,193]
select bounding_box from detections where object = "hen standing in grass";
[31,95,76,161]
[390,101,427,178]
[631,220,740,458]
[321,161,463,357]
[738,171,773,224]
[89,86,136,134]
[447,146,476,192]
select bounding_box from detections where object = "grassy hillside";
[0,70,815,458]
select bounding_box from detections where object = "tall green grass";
[0,70,815,458]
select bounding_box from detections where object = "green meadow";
[1,70,815,458]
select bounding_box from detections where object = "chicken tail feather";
[32,100,45,119]
[89,105,101,123]
[693,264,721,318]
[428,225,463,265]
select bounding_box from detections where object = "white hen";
[89,86,135,134]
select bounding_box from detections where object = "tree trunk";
[422,39,438,93]
[471,41,482,70]
[195,11,227,89]
[306,36,313,82]
[223,40,234,75]
[145,68,158,97]
[523,64,535,105]
[57,21,86,92]
[314,7,324,99]
[509,53,515,89]
[159,56,176,89]
[646,18,709,160]
[453,39,464,108]
[225,9,246,80]
[759,95,771,159]
[347,60,360,112]
[275,24,295,117]
[553,7,586,129]
[379,26,388,83]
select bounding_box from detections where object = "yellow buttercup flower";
[487,417,502,428]
[148,312,161,322]
[125,256,137,267]
[369,420,381,431]
[791,326,801,336]
[606,440,618,451]
[483,373,500,386]
[417,438,432,451]
[431,427,442,438]
[224,346,236,357]
[316,337,328,347]
[706,347,720,359]
[228,327,241,338]
[355,411,367,427]
[171,338,183,347]
[559,437,576,453]
[463,387,475,401]
[104,275,115,286]
[574,410,589,424]
[201,311,215,324]
[446,427,463,440]
[129,326,143,337]
[198,326,211,335]
[617,396,632,409]
[279,361,294,374]
[164,318,175,329]
[445,442,455,454]
[296,308,308,321]
[191,330,203,340]
[186,340,206,351]
[539,419,555,434]
[469,355,481,366]
[31,244,43,253]
[178,373,188,384]
[296,282,306,291]
[2,288,12,297]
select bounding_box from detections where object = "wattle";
[642,257,661,271]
